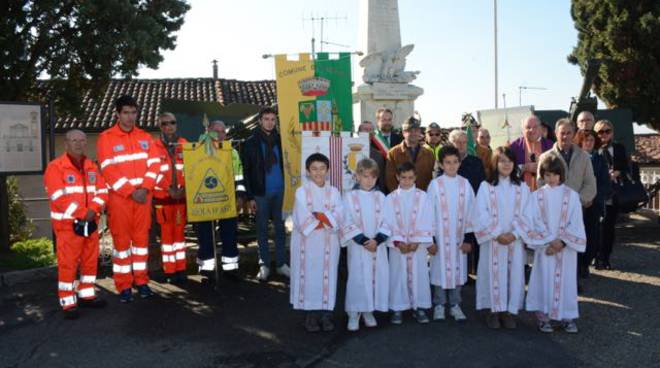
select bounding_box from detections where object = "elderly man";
[538,118,597,207]
[441,129,486,194]
[423,122,443,161]
[193,120,245,284]
[476,128,493,179]
[509,115,553,191]
[576,111,596,131]
[385,116,435,192]
[373,108,403,155]
[152,112,187,284]
[358,120,386,192]
[44,130,108,318]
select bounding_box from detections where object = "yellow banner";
[182,142,236,222]
[275,54,315,212]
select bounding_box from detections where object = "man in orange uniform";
[97,95,161,302]
[44,129,108,319]
[153,112,188,284]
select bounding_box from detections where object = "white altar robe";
[290,182,343,311]
[521,184,586,320]
[426,175,475,289]
[340,189,390,312]
[473,179,533,314]
[383,186,434,311]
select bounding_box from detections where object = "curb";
[0,265,57,288]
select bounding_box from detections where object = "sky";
[137,0,654,133]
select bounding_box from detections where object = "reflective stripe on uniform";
[92,197,105,206]
[113,264,132,273]
[78,287,95,298]
[161,244,174,253]
[51,211,73,220]
[60,295,77,307]
[175,164,184,170]
[160,164,170,172]
[112,249,131,259]
[175,251,186,260]
[101,152,149,169]
[129,178,143,186]
[50,186,85,200]
[162,255,176,264]
[131,247,148,256]
[80,275,96,283]
[145,172,158,179]
[197,258,215,271]
[132,262,147,271]
[222,262,239,271]
[64,202,78,218]
[147,158,160,166]
[58,281,75,291]
[112,177,129,191]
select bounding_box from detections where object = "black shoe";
[79,298,107,309]
[304,312,321,333]
[119,288,134,303]
[604,261,612,270]
[579,267,590,279]
[136,284,154,299]
[320,313,335,332]
[63,307,80,320]
[594,260,605,270]
[223,269,242,282]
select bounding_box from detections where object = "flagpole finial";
[202,113,209,130]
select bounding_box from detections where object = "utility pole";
[494,0,499,109]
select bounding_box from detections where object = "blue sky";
[138,0,653,133]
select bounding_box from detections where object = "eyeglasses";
[596,129,612,135]
[160,120,177,126]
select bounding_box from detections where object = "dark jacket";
[599,142,629,175]
[590,152,613,216]
[240,129,285,200]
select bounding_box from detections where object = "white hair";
[448,129,467,143]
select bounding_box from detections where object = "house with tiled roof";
[20,76,277,238]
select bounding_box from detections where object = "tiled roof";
[632,134,660,165]
[41,78,276,133]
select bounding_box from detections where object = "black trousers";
[579,204,601,273]
[598,205,619,263]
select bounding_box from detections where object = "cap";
[427,122,441,130]
[402,117,421,131]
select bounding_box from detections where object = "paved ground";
[1,212,659,368]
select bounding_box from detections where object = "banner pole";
[211,219,221,292]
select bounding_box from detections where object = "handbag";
[613,174,649,213]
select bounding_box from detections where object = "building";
[20,77,276,238]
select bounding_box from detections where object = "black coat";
[240,130,285,200]
[590,152,613,216]
[436,154,486,196]
[599,142,629,174]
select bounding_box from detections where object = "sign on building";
[0,102,46,174]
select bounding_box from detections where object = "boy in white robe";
[473,146,533,329]
[427,146,475,322]
[290,153,344,333]
[384,161,434,325]
[521,155,586,334]
[341,158,390,331]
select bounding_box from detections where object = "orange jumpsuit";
[44,154,108,310]
[97,124,160,292]
[153,137,187,275]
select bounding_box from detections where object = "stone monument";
[355,0,423,129]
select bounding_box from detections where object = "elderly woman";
[594,120,629,270]
[575,130,612,278]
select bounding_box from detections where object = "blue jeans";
[193,218,238,271]
[255,192,287,267]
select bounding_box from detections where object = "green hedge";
[5,238,56,270]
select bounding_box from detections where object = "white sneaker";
[449,305,467,322]
[433,305,446,321]
[362,312,377,327]
[276,264,291,278]
[347,312,360,331]
[257,265,270,281]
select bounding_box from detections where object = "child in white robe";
[290,153,343,333]
[384,161,434,325]
[521,155,586,334]
[341,158,389,331]
[474,146,533,329]
[427,146,475,322]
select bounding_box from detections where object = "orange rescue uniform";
[97,124,160,292]
[44,154,108,310]
[153,137,187,274]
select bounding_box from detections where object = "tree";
[1,0,190,106]
[569,0,660,131]
[0,1,190,250]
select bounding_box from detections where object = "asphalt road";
[1,213,658,368]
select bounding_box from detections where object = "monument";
[355,0,423,129]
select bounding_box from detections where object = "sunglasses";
[427,133,440,137]
[161,120,177,126]
[596,129,612,135]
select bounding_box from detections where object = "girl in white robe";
[521,155,586,334]
[340,158,390,331]
[290,153,344,333]
[426,146,476,322]
[383,162,434,325]
[473,146,533,329]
